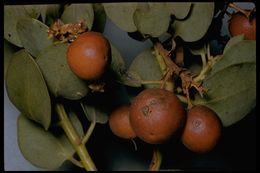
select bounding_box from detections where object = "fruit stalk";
[56,103,97,171]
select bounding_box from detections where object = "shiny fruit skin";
[181,105,222,154]
[229,11,256,40]
[109,105,136,139]
[129,88,186,144]
[67,31,110,80]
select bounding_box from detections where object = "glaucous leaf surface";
[36,43,89,100]
[103,3,138,32]
[4,39,20,79]
[166,2,192,20]
[128,48,163,88]
[17,18,53,58]
[61,4,94,30]
[134,3,170,37]
[172,3,214,42]
[81,103,108,124]
[223,34,244,54]
[6,50,51,130]
[4,5,39,47]
[39,4,61,26]
[18,114,75,169]
[194,40,256,127]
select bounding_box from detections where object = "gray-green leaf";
[223,34,245,54]
[61,4,94,30]
[17,18,53,58]
[36,43,89,100]
[194,41,256,127]
[172,3,214,42]
[210,40,256,75]
[4,39,20,79]
[166,2,192,20]
[81,103,108,124]
[17,114,75,169]
[110,44,126,76]
[4,5,39,47]
[6,50,51,130]
[134,3,170,37]
[128,48,163,88]
[39,4,61,26]
[103,3,138,32]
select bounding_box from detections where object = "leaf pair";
[103,3,214,42]
[17,111,84,169]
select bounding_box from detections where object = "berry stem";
[228,3,250,18]
[149,147,162,171]
[56,103,97,171]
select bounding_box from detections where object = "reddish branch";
[154,42,207,109]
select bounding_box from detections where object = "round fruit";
[228,11,256,40]
[109,105,136,139]
[129,88,186,144]
[67,31,111,80]
[181,105,222,154]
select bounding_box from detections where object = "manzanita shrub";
[4,2,256,171]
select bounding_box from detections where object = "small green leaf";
[110,44,126,76]
[134,3,170,37]
[103,3,138,32]
[18,114,75,169]
[81,103,108,124]
[6,50,51,130]
[39,4,61,26]
[92,3,107,33]
[4,39,20,79]
[61,4,94,30]
[210,40,256,75]
[223,34,245,54]
[23,5,41,18]
[166,2,192,20]
[119,70,142,87]
[4,5,37,47]
[172,3,214,42]
[36,43,89,100]
[17,18,53,58]
[128,48,163,88]
[194,41,256,127]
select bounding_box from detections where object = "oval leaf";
[17,18,53,58]
[194,64,256,127]
[4,5,36,47]
[166,2,192,20]
[210,40,256,75]
[23,5,41,18]
[4,39,20,79]
[6,50,51,130]
[128,48,163,88]
[103,3,138,32]
[36,43,89,100]
[61,4,94,30]
[134,3,171,37]
[110,44,126,76]
[172,3,214,42]
[194,40,256,127]
[18,114,75,169]
[223,34,244,54]
[81,103,108,124]
[119,70,142,87]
